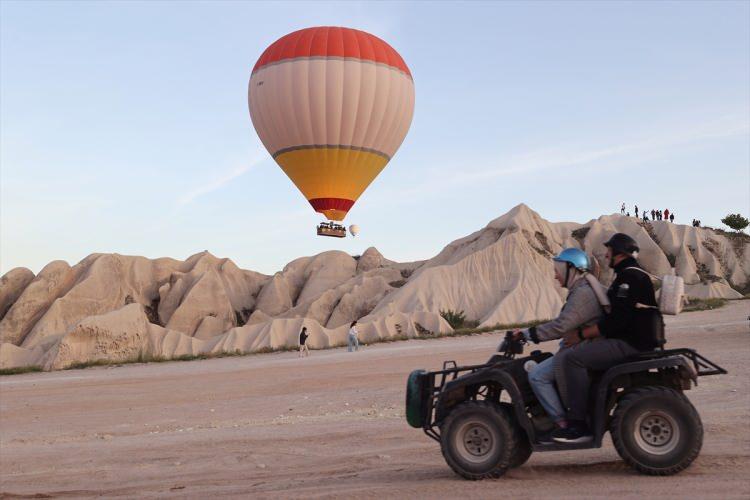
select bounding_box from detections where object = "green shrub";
[439,310,483,330]
[0,366,43,376]
[721,213,749,233]
[440,309,469,329]
[683,298,728,312]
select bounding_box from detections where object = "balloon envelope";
[249,27,415,221]
[348,224,360,236]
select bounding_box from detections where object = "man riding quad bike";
[405,237,726,479]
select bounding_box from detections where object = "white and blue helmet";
[553,248,590,272]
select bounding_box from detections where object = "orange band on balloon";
[274,147,389,215]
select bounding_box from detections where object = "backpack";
[625,267,685,315]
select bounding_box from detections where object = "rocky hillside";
[1,204,747,371]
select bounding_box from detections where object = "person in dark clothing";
[298,326,310,357]
[634,205,639,218]
[651,209,656,220]
[551,233,659,443]
[670,213,674,223]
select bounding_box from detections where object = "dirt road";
[2,301,749,499]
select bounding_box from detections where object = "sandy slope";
[1,301,748,499]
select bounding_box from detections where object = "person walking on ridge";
[621,203,625,214]
[634,205,639,218]
[651,209,655,220]
[664,208,670,221]
[670,213,674,223]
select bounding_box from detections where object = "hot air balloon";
[348,224,360,237]
[248,27,415,237]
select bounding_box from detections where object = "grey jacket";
[524,278,604,343]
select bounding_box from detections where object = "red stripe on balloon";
[309,198,355,212]
[252,26,411,77]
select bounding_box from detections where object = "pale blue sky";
[2,1,748,275]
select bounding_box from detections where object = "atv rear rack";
[633,348,727,377]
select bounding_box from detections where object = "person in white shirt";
[348,321,359,352]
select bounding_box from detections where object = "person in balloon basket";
[510,248,608,444]
[551,233,660,443]
[298,326,310,358]
[348,321,360,352]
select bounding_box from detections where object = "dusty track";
[1,302,749,499]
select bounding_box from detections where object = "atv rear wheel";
[610,386,703,475]
[440,401,517,479]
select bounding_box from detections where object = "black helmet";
[604,233,639,255]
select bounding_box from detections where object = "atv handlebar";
[497,330,526,358]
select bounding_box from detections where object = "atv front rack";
[421,360,492,441]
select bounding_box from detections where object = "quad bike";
[405,331,726,479]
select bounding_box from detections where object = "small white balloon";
[348,224,360,237]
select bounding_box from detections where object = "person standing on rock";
[298,326,310,357]
[510,248,607,443]
[651,209,656,220]
[669,213,675,223]
[620,203,625,214]
[348,321,360,352]
[664,208,670,221]
[551,233,659,444]
[634,205,639,218]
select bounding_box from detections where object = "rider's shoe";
[536,429,555,445]
[551,422,592,443]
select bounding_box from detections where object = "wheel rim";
[633,410,680,456]
[453,420,496,464]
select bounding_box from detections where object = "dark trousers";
[555,339,638,422]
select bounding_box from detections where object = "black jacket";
[299,330,309,345]
[597,256,659,351]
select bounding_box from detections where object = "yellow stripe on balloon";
[274,147,389,202]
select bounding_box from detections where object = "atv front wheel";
[610,386,703,475]
[440,401,517,479]
[498,402,532,467]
